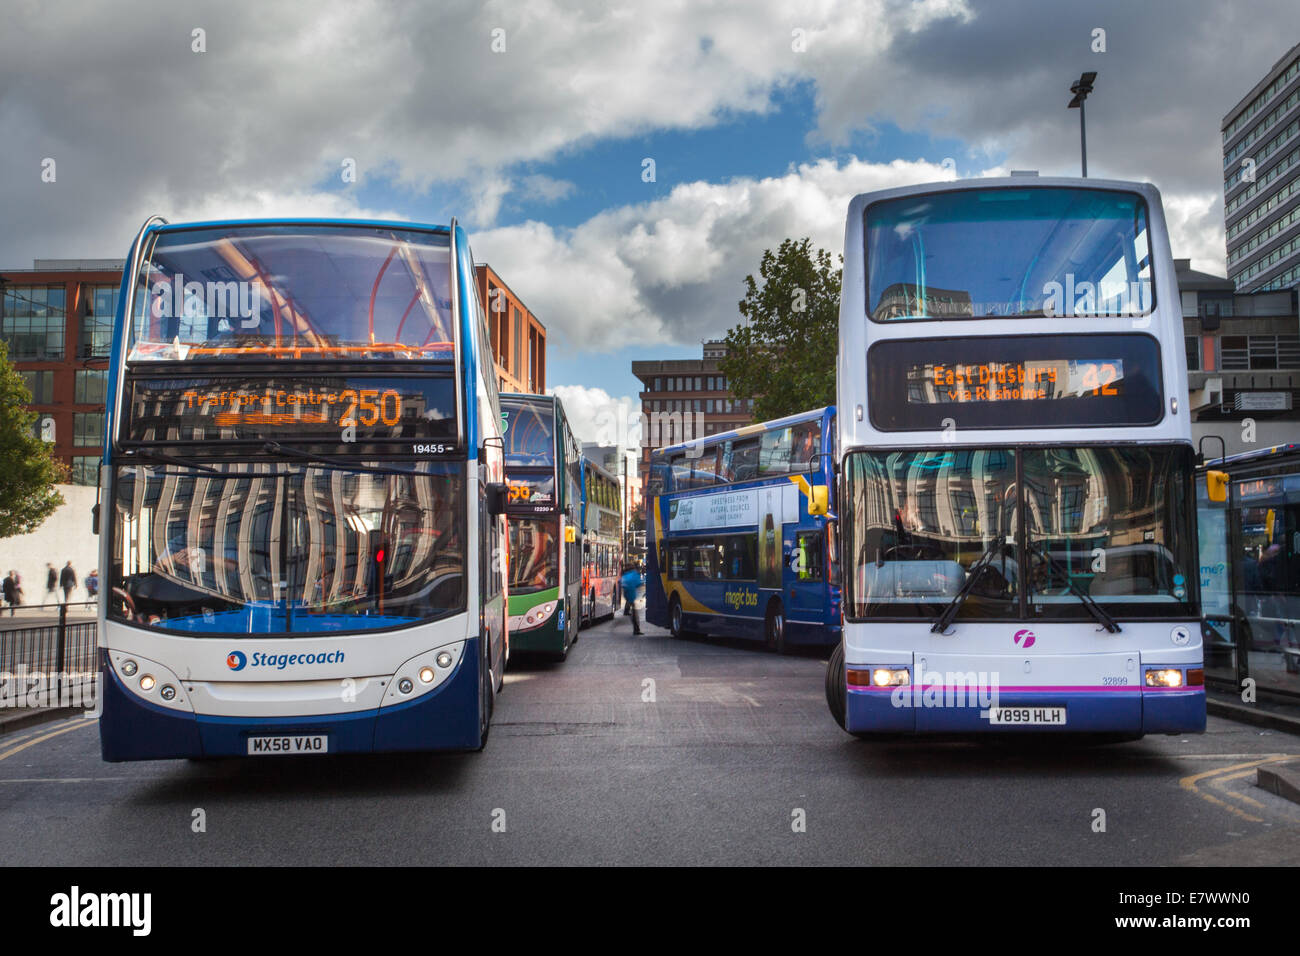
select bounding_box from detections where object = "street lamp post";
[1067,71,1096,177]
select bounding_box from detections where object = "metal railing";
[0,602,98,709]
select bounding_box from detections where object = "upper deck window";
[128,224,453,361]
[502,397,554,468]
[866,187,1153,322]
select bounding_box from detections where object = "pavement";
[2,613,1299,866]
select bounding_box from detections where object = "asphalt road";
[3,613,1299,866]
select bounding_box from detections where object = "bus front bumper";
[97,644,483,761]
[845,685,1206,735]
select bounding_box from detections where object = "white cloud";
[547,384,642,457]
[477,156,969,351]
[1162,192,1227,277]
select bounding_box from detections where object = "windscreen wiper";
[262,441,425,477]
[118,448,222,475]
[1025,541,1121,633]
[930,535,1007,634]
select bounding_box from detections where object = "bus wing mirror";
[1206,470,1228,503]
[486,482,508,516]
[808,485,829,516]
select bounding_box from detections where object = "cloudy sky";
[3,0,1296,443]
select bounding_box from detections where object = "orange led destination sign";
[912,359,1123,403]
[181,387,403,428]
[125,374,457,444]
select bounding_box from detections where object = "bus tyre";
[765,599,789,654]
[826,642,848,730]
[669,595,685,640]
[477,644,494,751]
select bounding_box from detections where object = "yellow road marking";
[0,719,94,763]
[1180,755,1296,823]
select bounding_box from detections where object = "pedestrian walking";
[619,563,644,636]
[2,571,16,616]
[86,569,99,600]
[46,563,57,605]
[60,561,77,604]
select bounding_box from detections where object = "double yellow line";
[1180,755,1299,823]
[0,718,95,764]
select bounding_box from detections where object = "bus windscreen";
[865,187,1152,321]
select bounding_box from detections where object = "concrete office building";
[1222,42,1300,293]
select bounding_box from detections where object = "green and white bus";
[502,394,582,660]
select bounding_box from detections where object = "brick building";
[476,263,546,394]
[631,340,754,491]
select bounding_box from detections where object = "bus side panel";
[372,637,482,751]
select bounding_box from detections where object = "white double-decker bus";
[97,216,508,759]
[826,176,1206,739]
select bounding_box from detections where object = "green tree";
[0,342,67,537]
[719,237,841,421]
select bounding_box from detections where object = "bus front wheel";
[826,642,848,730]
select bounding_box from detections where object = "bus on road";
[98,216,508,760]
[645,407,840,652]
[501,393,582,659]
[580,456,623,626]
[826,177,1206,738]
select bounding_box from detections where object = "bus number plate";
[987,706,1066,726]
[247,734,328,755]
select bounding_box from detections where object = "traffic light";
[367,531,390,610]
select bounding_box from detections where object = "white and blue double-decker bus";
[645,407,841,652]
[827,177,1206,739]
[97,217,509,759]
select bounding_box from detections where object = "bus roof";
[142,217,452,236]
[846,175,1160,212]
[1202,442,1300,470]
[652,406,833,460]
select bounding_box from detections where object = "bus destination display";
[868,334,1163,430]
[125,374,457,444]
[919,359,1122,403]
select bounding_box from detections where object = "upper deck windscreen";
[127,224,454,361]
[502,396,555,468]
[865,187,1153,322]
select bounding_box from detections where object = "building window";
[71,456,99,486]
[80,285,118,358]
[695,376,702,390]
[1185,337,1200,372]
[654,377,662,391]
[73,412,103,447]
[706,399,714,413]
[75,369,108,404]
[1220,334,1300,370]
[685,377,693,391]
[677,377,684,391]
[1,285,66,360]
[18,370,54,404]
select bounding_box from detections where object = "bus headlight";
[121,660,138,677]
[1145,668,1184,688]
[419,666,436,683]
[398,678,414,694]
[139,674,156,692]
[160,685,177,701]
[872,668,910,687]
[435,652,453,669]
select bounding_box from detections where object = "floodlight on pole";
[1067,71,1096,177]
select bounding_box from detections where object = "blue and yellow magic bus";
[98,216,509,759]
[501,393,583,660]
[645,407,840,652]
[827,177,1206,739]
